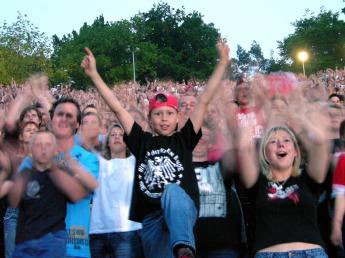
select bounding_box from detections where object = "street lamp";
[297,50,309,77]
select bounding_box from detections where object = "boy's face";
[20,123,39,143]
[81,114,100,139]
[149,106,178,136]
[31,133,56,167]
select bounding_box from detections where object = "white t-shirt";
[90,155,142,233]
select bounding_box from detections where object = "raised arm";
[81,48,134,134]
[190,40,230,133]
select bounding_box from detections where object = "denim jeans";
[89,230,143,258]
[255,248,328,258]
[141,184,197,258]
[197,247,240,258]
[4,207,19,258]
[12,230,66,258]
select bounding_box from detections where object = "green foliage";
[51,2,220,88]
[277,9,345,74]
[0,12,52,84]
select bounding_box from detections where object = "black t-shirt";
[124,119,201,222]
[248,171,324,253]
[193,161,241,251]
[16,169,67,244]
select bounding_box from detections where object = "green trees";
[276,9,345,74]
[50,2,220,88]
[0,12,52,84]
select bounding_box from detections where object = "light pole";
[131,47,139,83]
[297,50,309,77]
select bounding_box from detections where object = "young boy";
[8,131,97,258]
[81,40,230,258]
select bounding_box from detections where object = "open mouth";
[276,152,287,158]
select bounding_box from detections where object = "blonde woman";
[237,123,330,257]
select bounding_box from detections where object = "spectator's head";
[104,124,129,159]
[203,104,220,130]
[19,121,39,144]
[33,102,50,129]
[80,112,101,140]
[19,106,42,127]
[328,93,343,107]
[179,94,197,118]
[29,131,57,169]
[235,77,251,107]
[259,125,301,180]
[148,93,179,136]
[82,104,98,115]
[328,104,344,138]
[50,97,81,138]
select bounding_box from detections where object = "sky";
[1,0,344,58]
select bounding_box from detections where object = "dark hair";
[50,97,81,124]
[82,104,97,114]
[329,93,344,102]
[19,106,42,125]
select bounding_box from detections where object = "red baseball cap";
[149,93,179,112]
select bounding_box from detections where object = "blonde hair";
[259,125,301,180]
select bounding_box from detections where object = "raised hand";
[81,47,98,78]
[216,39,230,64]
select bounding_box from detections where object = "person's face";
[38,107,50,128]
[51,103,79,138]
[81,114,100,139]
[204,105,219,128]
[149,106,178,136]
[235,83,251,107]
[271,98,288,113]
[193,127,211,159]
[31,133,56,166]
[265,130,297,172]
[108,127,126,155]
[20,123,39,143]
[329,107,344,133]
[23,109,40,125]
[180,95,197,117]
[330,96,342,106]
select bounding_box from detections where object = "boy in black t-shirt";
[81,40,230,258]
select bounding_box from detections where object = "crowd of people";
[0,40,344,258]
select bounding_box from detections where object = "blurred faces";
[149,106,178,136]
[30,132,56,168]
[80,113,101,140]
[108,126,127,157]
[180,95,197,118]
[235,83,251,107]
[51,103,79,138]
[264,130,297,173]
[329,96,342,107]
[20,122,39,144]
[23,109,40,125]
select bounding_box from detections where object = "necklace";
[270,178,289,191]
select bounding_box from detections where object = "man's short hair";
[50,97,81,124]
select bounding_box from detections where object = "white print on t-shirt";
[25,180,41,199]
[267,182,300,204]
[138,148,184,198]
[237,111,263,139]
[195,163,227,218]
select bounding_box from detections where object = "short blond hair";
[259,125,301,180]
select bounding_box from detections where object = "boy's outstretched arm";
[81,47,134,134]
[190,40,230,133]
